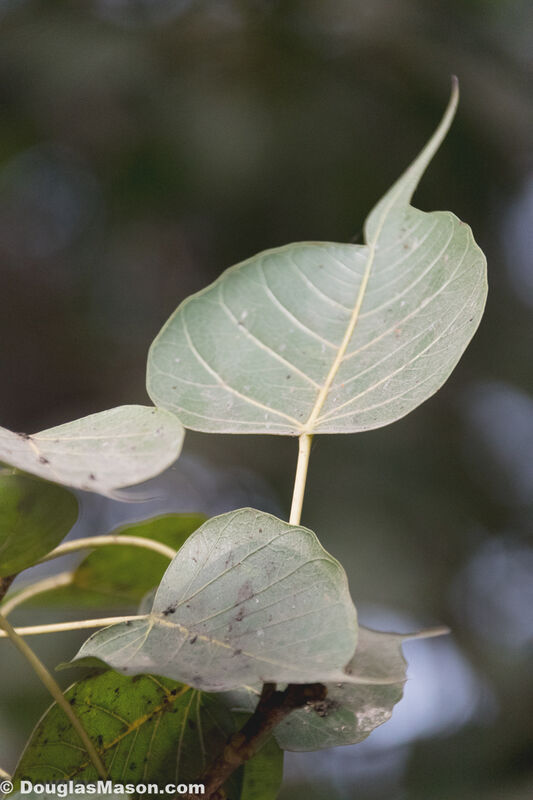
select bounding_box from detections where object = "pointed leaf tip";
[365,80,459,240]
[147,79,486,437]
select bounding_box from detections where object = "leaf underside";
[0,405,185,495]
[72,509,358,691]
[147,83,487,436]
[224,626,409,751]
[12,670,283,800]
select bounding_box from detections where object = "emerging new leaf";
[0,405,185,495]
[71,509,358,691]
[0,474,78,577]
[147,81,487,435]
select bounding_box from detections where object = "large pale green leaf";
[71,508,358,691]
[0,405,184,494]
[0,474,78,577]
[147,82,487,435]
[27,514,206,609]
[224,626,414,752]
[12,670,283,799]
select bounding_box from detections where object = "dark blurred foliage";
[0,0,532,797]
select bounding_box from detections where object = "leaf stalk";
[0,615,146,638]
[37,535,177,564]
[289,433,313,525]
[0,612,108,779]
[1,571,74,617]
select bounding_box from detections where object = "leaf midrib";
[301,186,400,435]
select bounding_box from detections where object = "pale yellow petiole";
[0,612,108,779]
[289,433,313,526]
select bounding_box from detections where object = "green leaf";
[147,82,486,436]
[12,670,282,799]
[0,474,78,577]
[0,405,185,495]
[33,514,206,609]
[237,723,284,799]
[71,508,358,691]
[224,626,414,752]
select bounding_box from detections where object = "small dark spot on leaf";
[163,605,177,616]
[311,698,339,718]
[237,580,254,603]
[38,456,49,464]
[189,635,197,644]
[89,473,96,481]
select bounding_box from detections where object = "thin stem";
[37,535,178,564]
[289,433,313,525]
[0,615,146,638]
[0,612,107,779]
[1,571,74,617]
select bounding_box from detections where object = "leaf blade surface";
[0,405,184,494]
[224,626,410,751]
[72,509,358,691]
[12,670,283,799]
[147,83,487,436]
[0,474,78,576]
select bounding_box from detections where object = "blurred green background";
[1,1,532,798]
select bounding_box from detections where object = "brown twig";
[194,682,327,799]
